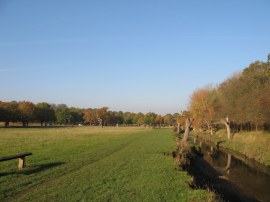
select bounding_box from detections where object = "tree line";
[188,55,270,135]
[0,101,181,127]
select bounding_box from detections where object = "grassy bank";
[194,129,270,166]
[0,127,213,201]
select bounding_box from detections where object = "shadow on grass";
[0,162,65,177]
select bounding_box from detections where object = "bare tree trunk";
[183,117,193,141]
[5,121,9,127]
[222,116,232,140]
[177,122,180,134]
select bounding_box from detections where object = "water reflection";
[197,142,270,201]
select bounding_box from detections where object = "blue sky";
[0,0,269,114]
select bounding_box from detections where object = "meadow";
[0,127,213,201]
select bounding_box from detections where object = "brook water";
[196,141,270,201]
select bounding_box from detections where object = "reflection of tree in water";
[200,143,232,176]
[226,154,232,175]
[196,142,270,201]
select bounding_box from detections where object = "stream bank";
[173,138,270,201]
[193,130,270,167]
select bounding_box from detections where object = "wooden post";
[18,157,25,170]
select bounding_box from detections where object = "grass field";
[0,127,213,201]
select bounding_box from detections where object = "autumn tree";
[188,54,270,136]
[96,107,109,127]
[133,112,145,126]
[124,112,135,125]
[83,108,96,126]
[18,101,35,127]
[155,115,163,127]
[260,84,270,129]
[240,61,270,130]
[163,114,173,126]
[189,86,219,134]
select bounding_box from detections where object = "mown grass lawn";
[0,127,213,201]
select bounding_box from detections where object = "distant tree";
[83,108,96,125]
[106,111,124,125]
[116,111,124,125]
[0,101,20,127]
[55,107,72,125]
[97,107,109,127]
[51,104,68,111]
[6,102,20,126]
[173,113,180,125]
[144,112,157,126]
[0,102,8,127]
[133,112,144,126]
[69,108,84,125]
[34,102,55,126]
[18,101,35,127]
[124,112,135,125]
[163,114,173,126]
[137,117,145,126]
[155,115,163,127]
[174,112,186,134]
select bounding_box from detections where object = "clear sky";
[0,0,269,114]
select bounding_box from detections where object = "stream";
[195,141,270,202]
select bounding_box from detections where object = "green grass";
[194,129,270,166]
[0,127,213,201]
